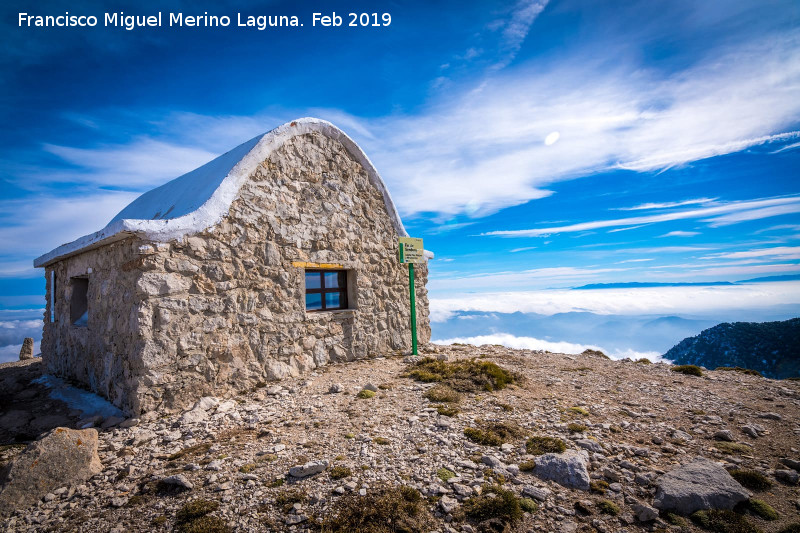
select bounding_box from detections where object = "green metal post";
[409,262,418,355]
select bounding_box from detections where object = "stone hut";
[34,118,432,414]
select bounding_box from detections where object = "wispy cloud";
[703,204,800,227]
[483,195,800,237]
[42,139,219,189]
[22,27,797,221]
[617,198,716,211]
[755,224,800,234]
[615,258,654,264]
[608,224,650,233]
[0,191,139,277]
[428,266,625,291]
[357,33,800,217]
[495,0,550,67]
[710,246,800,260]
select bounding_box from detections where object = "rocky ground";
[0,359,82,444]
[1,344,799,532]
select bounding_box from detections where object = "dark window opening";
[305,270,348,311]
[70,276,89,326]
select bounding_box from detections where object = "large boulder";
[0,427,102,515]
[533,450,591,490]
[653,457,750,514]
[18,338,34,360]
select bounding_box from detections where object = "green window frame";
[305,270,348,311]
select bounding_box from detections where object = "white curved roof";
[34,118,410,268]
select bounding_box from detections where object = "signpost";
[398,237,424,355]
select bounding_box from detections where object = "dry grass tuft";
[321,485,435,532]
[567,423,588,433]
[463,420,525,446]
[462,485,523,525]
[329,465,352,480]
[672,364,703,376]
[597,500,620,515]
[424,385,461,403]
[730,469,772,491]
[525,436,566,455]
[404,357,517,392]
[436,405,460,417]
[714,441,752,455]
[175,499,229,533]
[690,509,760,533]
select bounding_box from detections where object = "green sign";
[399,237,424,356]
[398,237,424,264]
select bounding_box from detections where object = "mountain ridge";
[663,317,800,379]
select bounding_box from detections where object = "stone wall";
[44,131,430,414]
[41,237,150,410]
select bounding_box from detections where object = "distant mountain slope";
[737,274,800,283]
[663,318,800,379]
[572,282,733,290]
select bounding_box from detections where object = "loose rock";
[533,450,591,490]
[0,427,102,515]
[653,457,751,514]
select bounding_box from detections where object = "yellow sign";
[399,237,424,264]
[291,261,344,269]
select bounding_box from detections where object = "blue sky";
[1,0,799,360]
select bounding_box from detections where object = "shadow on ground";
[0,359,80,444]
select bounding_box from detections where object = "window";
[70,276,89,326]
[49,271,56,323]
[305,270,348,311]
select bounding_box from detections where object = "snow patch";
[32,374,124,419]
[34,118,418,268]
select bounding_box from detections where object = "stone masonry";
[39,129,430,415]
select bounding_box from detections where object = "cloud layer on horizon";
[428,281,800,322]
[432,332,663,361]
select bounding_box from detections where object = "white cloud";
[615,258,654,264]
[25,32,800,222]
[355,34,800,218]
[0,319,42,329]
[0,318,42,357]
[429,281,800,321]
[608,224,650,233]
[483,196,800,237]
[0,191,139,276]
[434,332,600,354]
[43,139,217,189]
[432,332,664,361]
[0,260,44,278]
[0,344,31,364]
[660,231,700,237]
